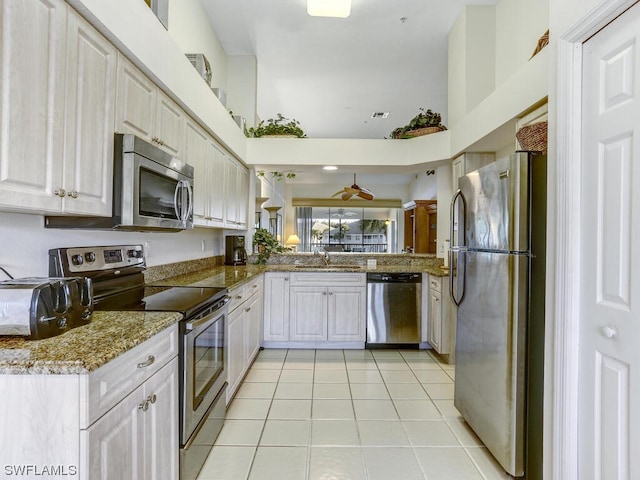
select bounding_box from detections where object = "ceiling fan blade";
[345,187,359,194]
[342,192,353,201]
[356,190,374,200]
[331,189,346,198]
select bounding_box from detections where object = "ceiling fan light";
[307,0,351,18]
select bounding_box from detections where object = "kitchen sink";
[294,265,361,269]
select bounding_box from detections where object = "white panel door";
[155,90,184,158]
[289,286,327,342]
[0,0,66,213]
[114,54,156,140]
[185,118,210,225]
[63,10,116,215]
[327,287,365,342]
[580,4,640,479]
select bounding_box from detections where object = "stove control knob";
[84,252,96,263]
[127,249,143,259]
[71,254,84,266]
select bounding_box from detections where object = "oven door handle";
[185,295,230,332]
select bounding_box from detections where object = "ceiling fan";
[331,174,375,201]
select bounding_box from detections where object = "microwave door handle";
[184,181,193,224]
[173,181,182,221]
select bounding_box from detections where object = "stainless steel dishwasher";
[366,272,422,346]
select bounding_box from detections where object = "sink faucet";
[314,250,330,265]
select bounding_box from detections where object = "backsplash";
[249,252,443,270]
[144,255,224,283]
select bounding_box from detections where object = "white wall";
[227,56,258,129]
[495,0,549,86]
[436,165,453,259]
[409,172,438,200]
[168,0,228,91]
[0,212,223,278]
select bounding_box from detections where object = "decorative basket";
[530,30,550,59]
[398,126,446,139]
[516,121,548,152]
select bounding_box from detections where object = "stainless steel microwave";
[45,134,194,231]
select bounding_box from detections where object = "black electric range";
[48,245,228,316]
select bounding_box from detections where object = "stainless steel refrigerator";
[449,151,546,479]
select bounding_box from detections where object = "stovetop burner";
[49,245,228,317]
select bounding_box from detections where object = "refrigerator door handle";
[449,189,467,307]
[449,249,465,307]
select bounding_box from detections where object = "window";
[295,207,397,253]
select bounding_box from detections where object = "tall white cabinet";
[0,0,115,215]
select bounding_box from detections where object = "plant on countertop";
[390,108,447,139]
[247,113,306,138]
[252,228,289,264]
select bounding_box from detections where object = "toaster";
[0,277,93,339]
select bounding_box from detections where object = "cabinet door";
[209,144,227,225]
[236,165,249,228]
[227,307,245,402]
[428,288,442,352]
[290,286,327,342]
[0,0,66,213]
[155,91,184,158]
[244,292,263,366]
[145,358,179,480]
[185,118,210,225]
[83,385,145,480]
[115,54,156,141]
[327,287,366,342]
[224,158,239,225]
[263,273,290,342]
[63,10,116,215]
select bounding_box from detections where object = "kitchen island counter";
[0,310,182,375]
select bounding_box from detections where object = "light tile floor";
[197,348,511,480]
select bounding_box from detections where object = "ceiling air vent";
[371,112,389,119]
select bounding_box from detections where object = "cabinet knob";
[68,190,79,199]
[236,295,243,300]
[147,393,157,404]
[54,188,66,198]
[138,400,149,412]
[245,307,251,312]
[323,291,327,295]
[284,277,289,281]
[601,326,617,339]
[328,292,333,295]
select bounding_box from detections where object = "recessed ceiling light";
[371,112,389,119]
[307,0,351,18]
[323,166,338,171]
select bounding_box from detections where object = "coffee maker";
[225,235,247,266]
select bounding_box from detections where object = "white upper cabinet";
[114,56,185,159]
[154,91,185,158]
[0,1,116,216]
[224,155,249,230]
[62,10,117,216]
[185,118,210,226]
[114,54,156,140]
[0,0,66,213]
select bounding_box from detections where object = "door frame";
[552,1,638,479]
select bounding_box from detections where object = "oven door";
[181,303,227,445]
[124,152,194,230]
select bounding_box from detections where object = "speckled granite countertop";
[0,311,182,375]
[0,256,447,375]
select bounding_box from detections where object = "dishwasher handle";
[366,273,421,283]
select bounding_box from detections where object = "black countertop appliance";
[225,235,247,266]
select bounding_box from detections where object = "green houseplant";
[247,113,306,138]
[252,228,289,264]
[390,108,447,139]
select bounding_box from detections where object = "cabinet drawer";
[228,284,246,313]
[245,275,264,300]
[84,324,179,427]
[429,276,442,293]
[290,272,365,286]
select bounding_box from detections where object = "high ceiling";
[201,0,498,140]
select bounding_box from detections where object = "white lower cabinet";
[264,272,366,347]
[83,357,178,480]
[426,275,453,359]
[226,276,264,404]
[263,273,291,342]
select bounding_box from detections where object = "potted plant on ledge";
[252,228,289,264]
[390,108,447,139]
[247,113,306,138]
